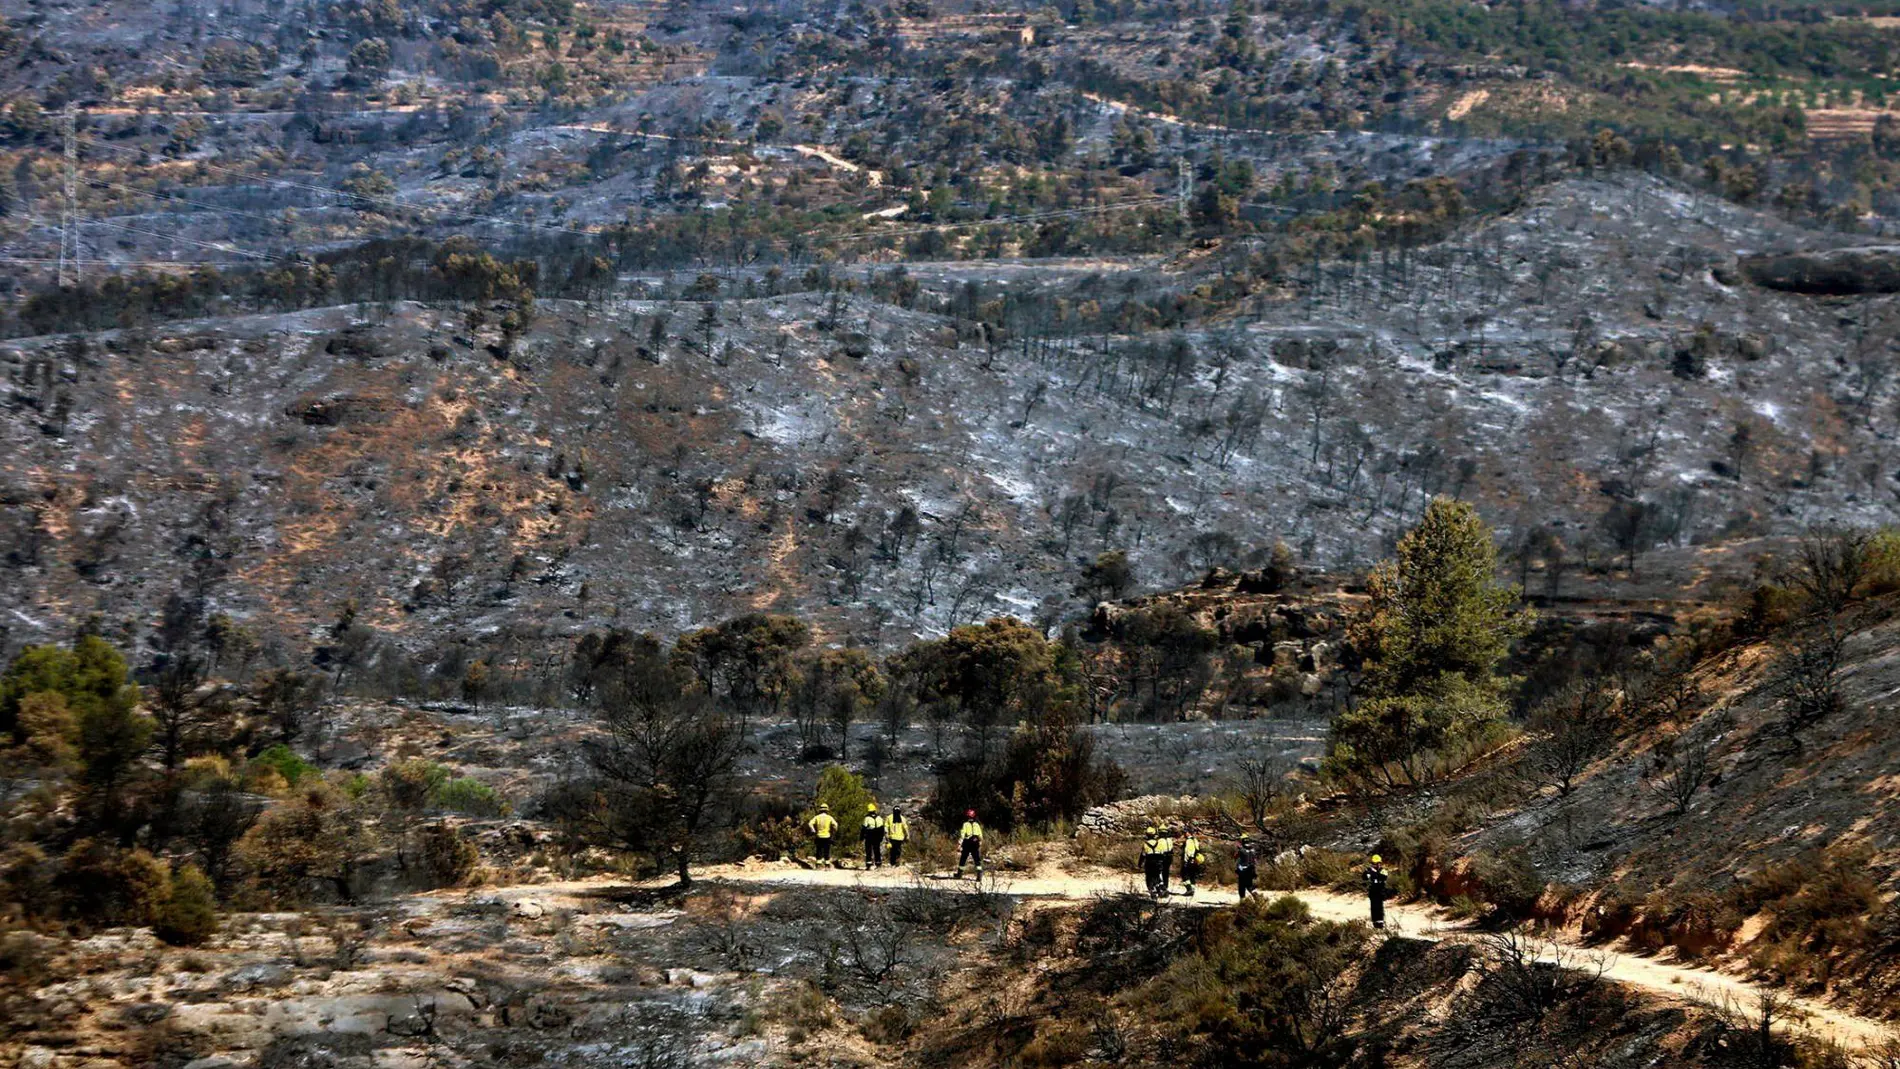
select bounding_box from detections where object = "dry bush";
[1469,928,1607,1032]
[685,889,758,971]
[767,979,835,1043]
[1792,526,1873,618]
[824,893,916,988]
[1645,740,1712,816]
[1018,1020,1093,1068]
[860,1004,916,1044]
[418,822,479,887]
[1770,617,1849,742]
[1630,890,1742,959]
[1257,846,1357,892]
[1232,753,1293,830]
[1075,892,1202,977]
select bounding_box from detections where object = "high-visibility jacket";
[810,813,838,839]
[959,820,984,841]
[862,814,885,834]
[1182,836,1201,860]
[887,818,908,842]
[1153,835,1174,856]
[1142,836,1162,856]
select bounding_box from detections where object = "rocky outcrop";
[1741,246,1900,294]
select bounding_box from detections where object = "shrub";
[1862,528,1900,596]
[1743,850,1881,987]
[55,841,171,929]
[810,765,874,826]
[155,864,220,946]
[1462,847,1546,924]
[181,754,234,788]
[380,760,449,813]
[434,776,508,817]
[0,928,52,987]
[0,844,55,922]
[860,1004,916,1044]
[767,979,834,1043]
[1018,1020,1092,1067]
[236,785,373,906]
[251,744,317,789]
[733,795,804,860]
[925,714,1127,833]
[1634,890,1740,959]
[1257,847,1356,892]
[417,823,479,887]
[1138,894,1367,1066]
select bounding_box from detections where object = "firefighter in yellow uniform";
[862,802,886,868]
[809,803,838,864]
[956,809,984,877]
[1152,826,1175,896]
[1141,826,1164,895]
[1180,833,1204,897]
[886,808,909,866]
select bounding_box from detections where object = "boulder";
[1742,246,1900,295]
[221,961,292,992]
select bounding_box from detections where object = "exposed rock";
[1742,246,1900,294]
[1076,795,1197,835]
[221,962,293,992]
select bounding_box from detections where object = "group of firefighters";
[807,803,990,876]
[806,803,1392,927]
[806,802,930,870]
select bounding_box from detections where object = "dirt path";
[578,861,1892,1050]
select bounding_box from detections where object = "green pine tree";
[1326,498,1531,788]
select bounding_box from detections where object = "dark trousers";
[958,837,982,870]
[1158,856,1172,891]
[863,832,883,866]
[1237,869,1256,898]
[1183,861,1201,889]
[889,840,904,865]
[815,837,832,861]
[1370,893,1385,928]
[1143,854,1161,893]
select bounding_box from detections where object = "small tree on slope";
[1326,497,1532,788]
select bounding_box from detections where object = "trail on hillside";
[594,860,1894,1050]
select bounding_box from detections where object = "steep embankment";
[659,860,1894,1049]
[1447,603,1900,1017]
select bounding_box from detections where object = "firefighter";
[1235,837,1258,900]
[1153,825,1175,896]
[1180,832,1204,897]
[1365,854,1389,929]
[886,807,909,866]
[808,803,838,864]
[956,809,984,877]
[862,803,886,867]
[1141,826,1163,895]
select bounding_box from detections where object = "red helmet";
[966,809,976,818]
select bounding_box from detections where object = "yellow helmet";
[1145,826,1157,835]
[819,803,830,811]
[867,802,878,812]
[1370,855,1383,864]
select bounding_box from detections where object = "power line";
[93,179,307,226]
[59,105,78,287]
[61,125,1172,267]
[88,218,274,260]
[0,256,248,268]
[834,198,1170,242]
[76,132,604,240]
